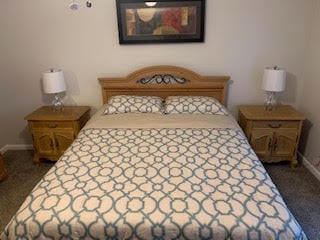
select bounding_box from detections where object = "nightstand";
[0,153,8,181]
[25,106,90,163]
[238,105,305,168]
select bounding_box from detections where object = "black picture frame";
[116,0,206,44]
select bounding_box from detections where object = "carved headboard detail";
[99,65,230,106]
[136,74,190,85]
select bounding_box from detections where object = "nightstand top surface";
[238,105,305,121]
[25,106,90,121]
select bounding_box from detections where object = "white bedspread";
[1,111,307,240]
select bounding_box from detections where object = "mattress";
[1,110,307,240]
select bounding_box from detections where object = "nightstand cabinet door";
[54,130,75,154]
[32,130,56,155]
[31,127,76,161]
[272,129,298,157]
[250,129,273,159]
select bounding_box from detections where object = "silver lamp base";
[52,94,64,112]
[265,91,277,111]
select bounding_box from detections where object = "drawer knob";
[268,123,282,128]
[48,124,58,128]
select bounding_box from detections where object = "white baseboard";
[299,153,320,182]
[0,144,34,154]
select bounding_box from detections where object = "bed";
[1,66,307,240]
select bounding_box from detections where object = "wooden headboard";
[99,65,230,106]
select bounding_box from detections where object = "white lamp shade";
[145,2,157,7]
[42,69,66,94]
[261,67,286,92]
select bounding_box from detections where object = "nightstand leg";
[0,154,8,181]
[0,170,8,181]
[291,158,298,169]
[33,153,40,165]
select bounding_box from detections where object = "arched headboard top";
[99,65,230,106]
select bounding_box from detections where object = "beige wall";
[299,0,320,170]
[0,0,314,148]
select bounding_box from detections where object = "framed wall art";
[116,0,206,44]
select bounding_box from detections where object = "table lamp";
[42,69,67,111]
[261,66,286,111]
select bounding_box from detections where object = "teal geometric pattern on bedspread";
[2,128,307,240]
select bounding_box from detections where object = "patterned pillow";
[104,95,163,114]
[164,96,228,115]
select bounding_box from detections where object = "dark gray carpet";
[0,150,319,239]
[264,162,320,239]
[0,151,53,232]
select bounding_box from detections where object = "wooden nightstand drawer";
[31,121,74,129]
[252,120,300,129]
